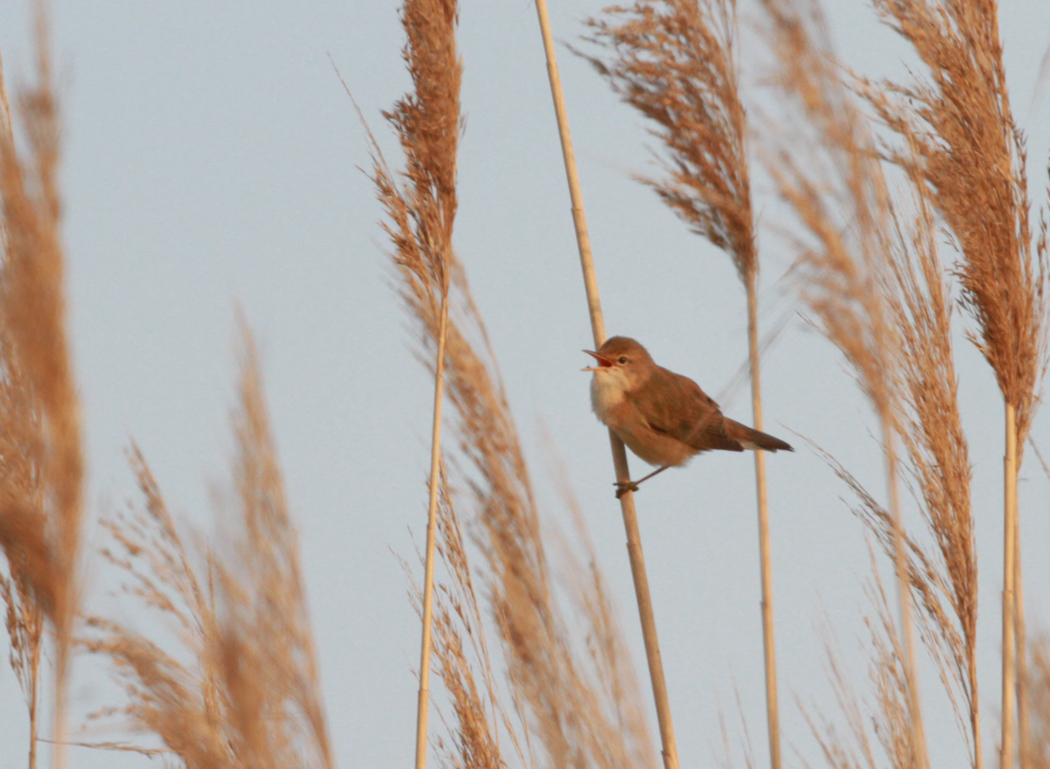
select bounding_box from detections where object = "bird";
[583,336,792,497]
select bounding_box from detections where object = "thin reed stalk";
[746,273,780,769]
[533,2,678,768]
[417,294,450,769]
[578,1,781,764]
[28,622,40,769]
[1004,402,1019,767]
[1017,521,1031,768]
[0,7,83,769]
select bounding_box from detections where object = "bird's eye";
[618,356,628,364]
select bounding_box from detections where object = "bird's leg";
[614,465,671,498]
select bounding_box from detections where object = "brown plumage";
[584,336,791,495]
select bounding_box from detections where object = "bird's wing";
[632,368,744,452]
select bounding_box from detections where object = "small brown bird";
[584,336,792,497]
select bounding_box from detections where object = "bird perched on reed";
[584,336,792,497]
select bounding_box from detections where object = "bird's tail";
[725,420,793,452]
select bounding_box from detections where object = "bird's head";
[582,336,655,391]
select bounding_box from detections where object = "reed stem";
[1002,400,1018,769]
[414,292,450,769]
[745,273,781,769]
[1016,508,1029,769]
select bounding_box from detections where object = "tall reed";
[86,328,334,769]
[861,2,1049,764]
[367,0,461,765]
[0,7,84,768]
[368,2,654,762]
[578,1,781,765]
[757,1,928,765]
[811,151,981,769]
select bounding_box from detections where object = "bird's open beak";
[582,349,613,372]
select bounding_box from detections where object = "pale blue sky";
[1,1,1050,767]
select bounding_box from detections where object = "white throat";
[590,369,629,422]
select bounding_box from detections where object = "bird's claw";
[614,481,639,499]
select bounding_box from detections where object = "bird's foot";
[614,481,639,499]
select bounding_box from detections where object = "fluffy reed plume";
[812,155,981,769]
[756,1,930,766]
[863,0,1047,440]
[858,3,1050,765]
[578,0,753,277]
[760,1,992,764]
[578,2,783,766]
[85,331,334,769]
[0,9,84,767]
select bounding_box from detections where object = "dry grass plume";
[579,0,754,279]
[757,1,998,767]
[862,0,1048,437]
[85,328,334,769]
